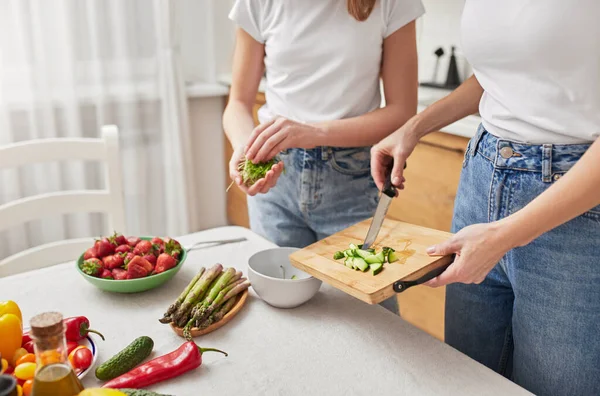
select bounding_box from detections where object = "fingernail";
[426,246,436,254]
[392,177,401,186]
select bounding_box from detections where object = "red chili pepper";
[102,341,226,389]
[22,333,32,346]
[64,316,105,341]
[23,341,35,354]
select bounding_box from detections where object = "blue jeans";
[446,125,600,396]
[248,146,399,314]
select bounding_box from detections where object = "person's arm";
[245,21,420,162]
[370,75,483,189]
[425,138,600,287]
[223,28,284,195]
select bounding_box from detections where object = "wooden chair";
[0,125,126,277]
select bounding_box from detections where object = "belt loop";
[542,144,552,182]
[471,124,486,157]
[321,146,330,161]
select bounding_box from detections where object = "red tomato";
[22,341,34,354]
[69,347,92,371]
[66,341,79,355]
[21,334,32,347]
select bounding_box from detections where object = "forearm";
[500,139,600,247]
[223,99,255,148]
[312,103,416,147]
[410,75,483,139]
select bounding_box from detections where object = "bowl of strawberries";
[76,233,187,293]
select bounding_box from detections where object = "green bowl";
[76,237,187,293]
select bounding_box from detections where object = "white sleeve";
[383,0,426,38]
[229,0,265,43]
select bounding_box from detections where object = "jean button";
[553,173,562,181]
[500,147,514,159]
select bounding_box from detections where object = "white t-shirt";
[461,0,600,144]
[229,0,425,124]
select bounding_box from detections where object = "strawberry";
[100,269,113,279]
[155,253,177,274]
[115,244,132,254]
[113,233,127,246]
[95,238,115,258]
[102,254,125,270]
[151,237,164,246]
[127,236,141,247]
[163,237,182,250]
[81,259,103,277]
[133,240,153,255]
[128,256,153,273]
[143,254,157,267]
[112,268,127,280]
[124,252,136,265]
[83,247,98,260]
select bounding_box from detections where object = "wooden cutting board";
[289,218,454,305]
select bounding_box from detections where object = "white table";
[2,226,531,395]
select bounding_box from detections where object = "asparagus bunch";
[183,275,251,340]
[159,267,205,323]
[170,264,223,327]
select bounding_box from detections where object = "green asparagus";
[159,267,205,323]
[172,264,223,327]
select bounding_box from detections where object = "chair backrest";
[0,125,126,277]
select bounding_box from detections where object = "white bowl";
[248,247,322,308]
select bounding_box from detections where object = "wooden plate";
[170,289,249,338]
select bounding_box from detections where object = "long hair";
[347,0,377,21]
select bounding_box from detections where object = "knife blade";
[362,173,397,250]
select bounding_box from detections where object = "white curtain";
[0,0,196,260]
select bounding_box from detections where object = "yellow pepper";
[0,301,22,327]
[78,390,126,396]
[0,312,23,363]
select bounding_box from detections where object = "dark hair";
[347,0,377,21]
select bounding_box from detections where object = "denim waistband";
[281,146,370,161]
[470,124,591,182]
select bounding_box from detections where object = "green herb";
[239,157,278,186]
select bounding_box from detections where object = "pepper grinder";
[431,47,445,83]
[445,46,461,89]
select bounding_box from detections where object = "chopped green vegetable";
[349,243,358,250]
[333,251,345,260]
[356,249,374,261]
[291,275,297,280]
[388,251,399,263]
[344,257,354,268]
[370,263,383,275]
[365,254,383,264]
[352,257,369,272]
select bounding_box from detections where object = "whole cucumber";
[95,336,154,381]
[120,390,173,396]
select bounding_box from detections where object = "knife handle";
[392,255,454,293]
[382,162,407,198]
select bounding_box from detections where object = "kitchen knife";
[362,173,397,250]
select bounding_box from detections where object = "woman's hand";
[245,117,324,163]
[370,121,419,190]
[229,145,284,196]
[424,222,518,287]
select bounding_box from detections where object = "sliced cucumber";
[349,243,358,250]
[344,257,354,268]
[370,263,384,275]
[388,251,399,263]
[343,249,355,258]
[333,251,345,260]
[356,249,375,261]
[352,257,369,272]
[375,251,385,263]
[365,254,383,264]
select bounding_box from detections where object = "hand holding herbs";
[333,244,399,275]
[159,264,251,340]
[228,145,284,196]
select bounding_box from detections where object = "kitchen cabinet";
[223,92,470,341]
